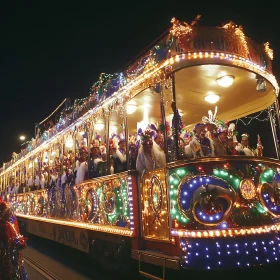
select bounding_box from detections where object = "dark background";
[1,2,280,164]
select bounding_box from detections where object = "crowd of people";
[134,108,264,175]
[1,106,264,199]
[183,120,263,159]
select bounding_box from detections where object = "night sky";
[1,2,280,164]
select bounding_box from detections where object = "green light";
[260,168,274,184]
[254,202,267,213]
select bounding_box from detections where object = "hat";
[146,123,158,139]
[202,106,218,125]
[140,130,153,145]
[118,138,126,145]
[215,119,228,135]
[241,133,249,138]
[193,123,206,134]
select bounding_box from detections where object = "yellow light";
[126,103,138,114]
[216,75,235,87]
[204,93,220,104]
[95,123,104,130]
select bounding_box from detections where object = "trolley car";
[1,17,280,278]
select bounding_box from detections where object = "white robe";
[185,144,193,158]
[75,160,88,184]
[235,143,255,156]
[40,176,45,189]
[136,145,166,176]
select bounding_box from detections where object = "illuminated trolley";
[1,17,280,277]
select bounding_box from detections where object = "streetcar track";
[23,254,62,280]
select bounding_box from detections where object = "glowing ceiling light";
[95,123,104,130]
[65,136,73,148]
[216,75,235,87]
[204,94,220,104]
[126,103,138,114]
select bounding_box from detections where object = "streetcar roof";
[131,63,277,129]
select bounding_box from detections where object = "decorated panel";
[169,158,280,233]
[141,168,170,241]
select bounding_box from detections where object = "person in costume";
[226,123,238,155]
[154,134,164,150]
[109,141,117,174]
[189,123,214,158]
[136,131,166,176]
[128,135,139,170]
[235,133,256,156]
[27,175,34,192]
[34,172,40,190]
[88,140,103,179]
[146,123,166,166]
[0,197,28,280]
[256,134,264,156]
[111,138,127,173]
[74,146,89,184]
[211,120,232,156]
[180,127,194,158]
[39,173,46,189]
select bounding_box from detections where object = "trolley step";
[131,250,181,280]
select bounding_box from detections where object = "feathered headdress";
[202,106,218,125]
[193,122,206,134]
[146,123,159,139]
[215,119,228,135]
[140,130,153,145]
